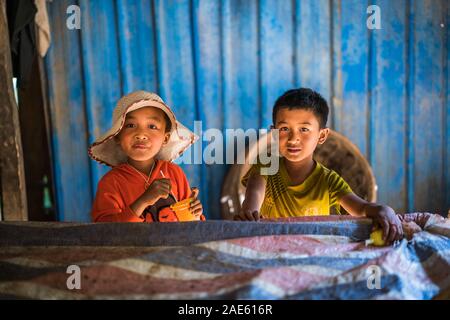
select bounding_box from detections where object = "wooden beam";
[19,54,56,221]
[0,1,28,221]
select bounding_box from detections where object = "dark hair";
[272,88,329,128]
[163,113,172,133]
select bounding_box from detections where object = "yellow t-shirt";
[241,158,353,218]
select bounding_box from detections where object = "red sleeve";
[166,163,191,201]
[91,176,144,223]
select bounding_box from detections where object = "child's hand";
[189,187,203,220]
[142,178,172,205]
[234,209,261,221]
[365,205,403,244]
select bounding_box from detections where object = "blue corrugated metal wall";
[45,0,449,221]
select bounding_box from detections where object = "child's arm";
[339,193,403,244]
[129,178,172,218]
[234,173,267,221]
[92,175,173,222]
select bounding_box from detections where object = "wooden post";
[0,1,28,221]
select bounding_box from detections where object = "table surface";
[0,215,449,299]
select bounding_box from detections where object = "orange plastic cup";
[170,198,199,222]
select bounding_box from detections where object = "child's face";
[116,107,170,163]
[274,108,329,163]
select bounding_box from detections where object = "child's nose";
[134,131,148,140]
[288,131,300,142]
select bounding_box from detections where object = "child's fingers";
[158,183,171,191]
[190,202,202,212]
[150,179,171,194]
[252,211,260,221]
[380,220,389,241]
[153,178,171,186]
[192,208,203,217]
[152,183,170,197]
[189,199,202,215]
[393,224,403,242]
[192,207,203,214]
[158,186,171,197]
[244,210,255,221]
[396,220,404,240]
[190,199,200,207]
[398,228,404,241]
[235,212,247,221]
[386,224,397,244]
[393,226,403,241]
[190,187,199,199]
[233,214,243,221]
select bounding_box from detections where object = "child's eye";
[148,124,158,130]
[279,127,289,132]
[124,123,135,128]
[301,127,310,132]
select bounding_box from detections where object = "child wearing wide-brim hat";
[89,90,205,223]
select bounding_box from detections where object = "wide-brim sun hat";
[88,91,198,167]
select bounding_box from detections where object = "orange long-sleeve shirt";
[91,160,204,222]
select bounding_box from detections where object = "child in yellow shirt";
[236,88,403,244]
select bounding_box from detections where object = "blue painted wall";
[45,0,449,221]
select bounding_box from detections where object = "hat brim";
[88,99,198,167]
